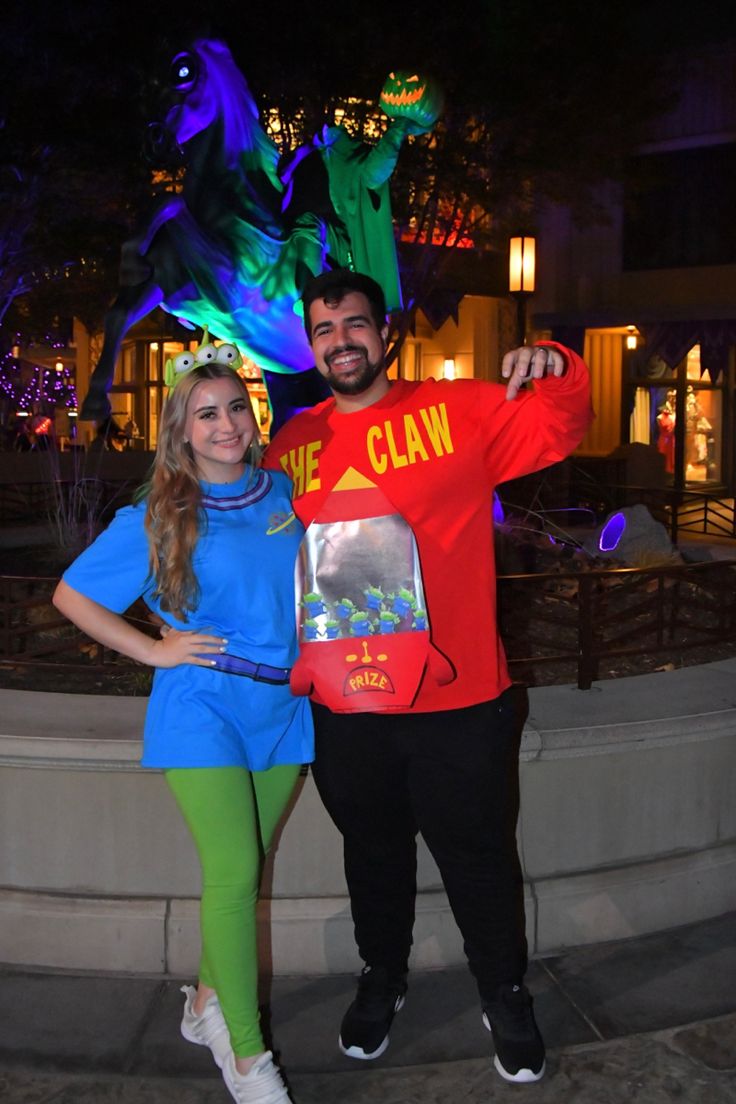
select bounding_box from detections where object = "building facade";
[533,40,736,494]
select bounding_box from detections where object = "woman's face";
[184,376,257,483]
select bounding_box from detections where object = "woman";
[53,341,311,1104]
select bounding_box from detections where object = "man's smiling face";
[308,291,389,399]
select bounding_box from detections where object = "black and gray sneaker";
[482,982,546,1083]
[338,965,408,1060]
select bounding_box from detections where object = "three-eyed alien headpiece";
[164,328,244,390]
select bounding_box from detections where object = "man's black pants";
[310,691,528,998]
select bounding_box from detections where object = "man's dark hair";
[301,269,387,337]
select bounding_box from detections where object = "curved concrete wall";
[1,659,735,975]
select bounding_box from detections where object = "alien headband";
[164,328,244,390]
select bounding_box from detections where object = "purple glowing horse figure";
[80,40,440,427]
[80,40,320,421]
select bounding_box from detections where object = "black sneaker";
[338,965,408,1060]
[482,983,546,1083]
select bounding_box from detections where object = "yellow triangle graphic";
[332,467,378,491]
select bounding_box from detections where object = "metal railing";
[0,575,156,683]
[499,558,736,689]
[2,559,736,692]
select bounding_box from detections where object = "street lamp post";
[508,235,536,346]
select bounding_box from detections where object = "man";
[265,269,592,1084]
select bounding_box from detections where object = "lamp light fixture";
[508,235,537,345]
[509,236,536,294]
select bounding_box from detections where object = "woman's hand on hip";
[149,628,227,669]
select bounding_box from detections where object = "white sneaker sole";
[338,994,405,1060]
[493,1054,546,1083]
[482,1011,546,1083]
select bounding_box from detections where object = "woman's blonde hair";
[142,363,260,618]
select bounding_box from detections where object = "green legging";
[166,764,300,1057]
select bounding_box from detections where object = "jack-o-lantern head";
[379,71,444,133]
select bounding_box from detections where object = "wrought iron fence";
[2,560,736,692]
[499,558,736,689]
[0,575,156,686]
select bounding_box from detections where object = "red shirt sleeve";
[475,342,594,485]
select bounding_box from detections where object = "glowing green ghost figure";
[281,69,443,315]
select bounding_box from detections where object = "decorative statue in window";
[685,385,712,474]
[655,389,676,474]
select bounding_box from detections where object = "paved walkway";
[2,911,734,1102]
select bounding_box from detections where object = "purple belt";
[199,652,291,685]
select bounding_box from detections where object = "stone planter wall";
[1,660,735,975]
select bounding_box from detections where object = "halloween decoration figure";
[80,42,443,432]
[280,68,443,319]
[81,39,315,424]
[290,467,453,712]
[379,71,445,134]
[656,392,676,474]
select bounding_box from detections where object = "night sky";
[3,0,736,343]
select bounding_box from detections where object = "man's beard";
[323,346,385,396]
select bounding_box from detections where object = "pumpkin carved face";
[379,71,444,133]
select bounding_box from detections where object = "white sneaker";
[180,984,231,1069]
[222,1050,291,1104]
